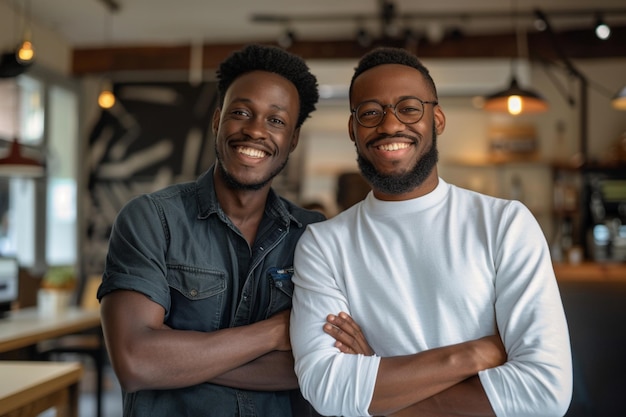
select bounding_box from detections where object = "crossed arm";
[100,290,298,393]
[324,312,506,416]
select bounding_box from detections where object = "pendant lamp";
[483,0,548,115]
[0,138,44,178]
[612,85,626,111]
[483,76,549,115]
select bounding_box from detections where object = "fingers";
[323,312,374,356]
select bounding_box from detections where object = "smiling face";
[349,63,446,200]
[213,70,301,191]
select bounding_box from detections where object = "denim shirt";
[97,165,325,417]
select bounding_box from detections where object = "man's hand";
[269,309,292,351]
[323,311,374,355]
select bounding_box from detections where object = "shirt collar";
[195,164,301,228]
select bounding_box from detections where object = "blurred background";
[1,1,625,416]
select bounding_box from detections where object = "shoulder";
[279,196,327,227]
[116,181,196,221]
[448,183,526,212]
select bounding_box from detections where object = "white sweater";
[290,178,572,417]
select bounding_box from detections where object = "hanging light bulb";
[15,0,35,64]
[507,95,522,115]
[16,28,35,63]
[98,79,116,109]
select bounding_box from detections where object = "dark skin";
[325,312,505,417]
[101,71,302,393]
[324,63,507,416]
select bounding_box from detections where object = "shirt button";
[189,289,198,297]
[276,281,283,288]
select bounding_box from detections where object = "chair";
[37,274,106,417]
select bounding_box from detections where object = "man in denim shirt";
[97,44,324,417]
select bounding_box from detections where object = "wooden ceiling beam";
[72,26,626,76]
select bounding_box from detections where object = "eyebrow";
[229,97,289,113]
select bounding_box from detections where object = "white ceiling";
[5,0,626,48]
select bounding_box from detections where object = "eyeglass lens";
[355,98,426,128]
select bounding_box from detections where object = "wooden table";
[0,306,100,354]
[0,361,83,417]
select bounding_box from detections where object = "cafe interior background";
[0,0,625,415]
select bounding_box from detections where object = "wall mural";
[84,81,218,276]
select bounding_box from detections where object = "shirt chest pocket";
[167,266,227,331]
[266,267,294,318]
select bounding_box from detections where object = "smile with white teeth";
[376,142,411,151]
[237,146,268,159]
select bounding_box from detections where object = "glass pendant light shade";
[612,85,626,111]
[483,77,549,115]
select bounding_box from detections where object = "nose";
[241,117,268,140]
[378,107,404,133]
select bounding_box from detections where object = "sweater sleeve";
[479,201,573,417]
[290,225,380,417]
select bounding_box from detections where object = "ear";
[433,104,446,136]
[289,128,301,153]
[348,114,356,144]
[212,108,221,136]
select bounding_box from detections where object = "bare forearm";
[388,376,496,417]
[370,338,503,416]
[210,351,298,391]
[111,324,279,392]
[102,292,294,393]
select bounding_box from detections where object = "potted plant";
[38,266,77,315]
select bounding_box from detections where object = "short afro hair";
[349,47,438,102]
[216,44,319,129]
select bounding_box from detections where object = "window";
[0,72,79,272]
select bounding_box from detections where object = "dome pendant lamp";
[483,0,548,115]
[612,85,626,111]
[483,76,549,115]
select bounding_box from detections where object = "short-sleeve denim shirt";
[97,165,325,417]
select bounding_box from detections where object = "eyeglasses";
[351,97,438,128]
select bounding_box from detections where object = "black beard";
[215,145,289,191]
[357,125,438,196]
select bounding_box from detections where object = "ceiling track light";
[252,6,626,44]
[277,29,296,49]
[594,15,611,40]
[356,27,372,48]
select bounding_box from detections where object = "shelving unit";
[442,156,626,263]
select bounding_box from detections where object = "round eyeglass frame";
[351,97,438,128]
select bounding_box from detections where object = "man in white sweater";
[290,47,573,417]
